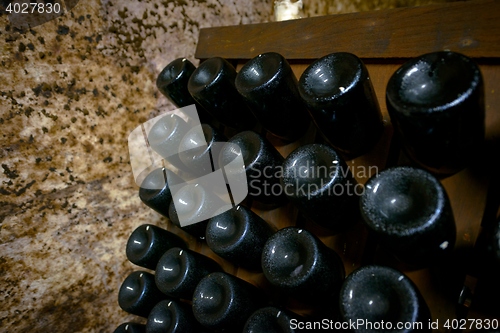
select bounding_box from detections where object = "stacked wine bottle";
[114,51,498,333]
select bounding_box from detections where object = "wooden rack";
[163,0,500,330]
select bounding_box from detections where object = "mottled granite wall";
[0,0,452,332]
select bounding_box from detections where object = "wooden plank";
[196,0,500,61]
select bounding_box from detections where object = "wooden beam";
[196,0,500,61]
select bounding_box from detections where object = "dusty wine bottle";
[192,272,266,331]
[360,166,456,267]
[113,322,146,333]
[298,52,383,156]
[219,130,287,206]
[126,224,186,270]
[118,271,167,318]
[188,57,256,130]
[155,247,222,299]
[206,205,275,270]
[386,51,485,175]
[261,227,345,304]
[235,52,310,141]
[280,144,359,231]
[145,299,200,333]
[339,265,431,333]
